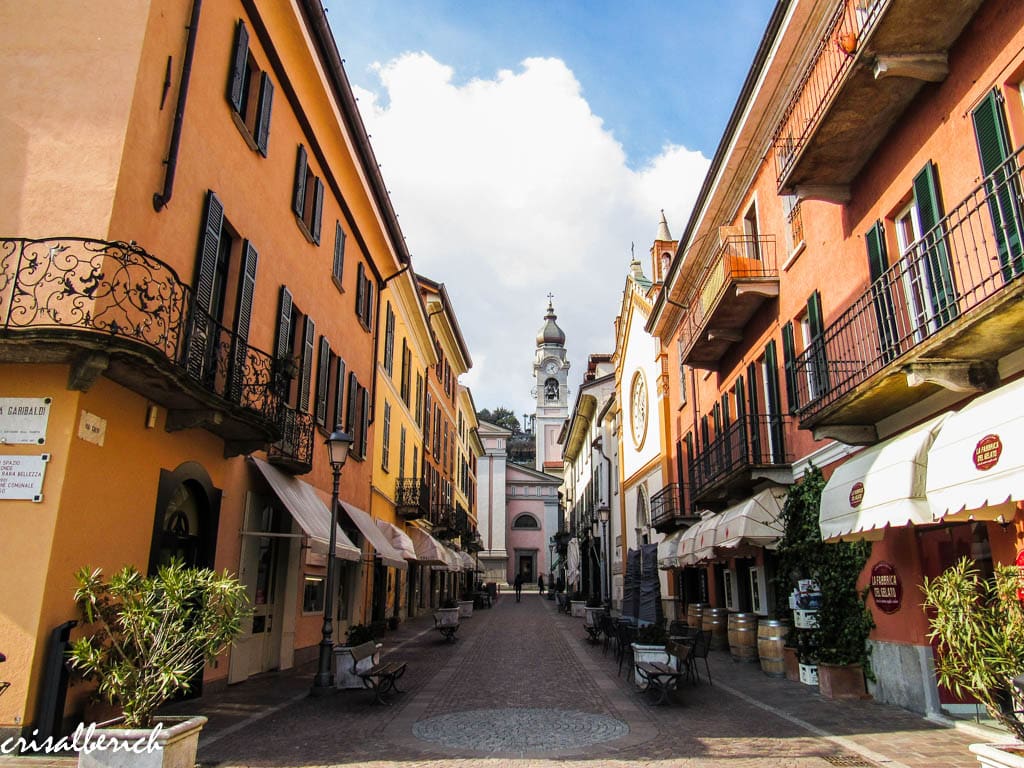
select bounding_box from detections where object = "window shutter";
[300,317,315,412]
[972,89,1023,277]
[781,321,797,412]
[384,303,395,375]
[188,191,224,379]
[333,357,346,431]
[865,221,888,282]
[359,384,370,457]
[733,376,745,422]
[311,178,324,244]
[275,286,293,361]
[333,222,346,282]
[712,403,721,434]
[364,280,374,327]
[355,263,365,321]
[227,21,248,113]
[866,221,898,361]
[316,336,330,426]
[293,145,307,218]
[807,290,830,396]
[745,363,759,418]
[255,72,273,156]
[346,372,358,433]
[230,240,258,403]
[764,340,785,463]
[807,290,824,339]
[720,394,730,427]
[913,161,958,326]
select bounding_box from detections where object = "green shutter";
[255,72,273,157]
[781,321,797,412]
[763,340,785,464]
[227,21,248,114]
[972,89,1023,278]
[866,221,898,361]
[316,337,330,426]
[229,240,258,403]
[300,317,315,413]
[293,145,307,218]
[807,290,830,396]
[746,363,760,462]
[913,161,958,327]
[188,192,224,380]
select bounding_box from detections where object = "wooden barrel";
[686,602,707,629]
[701,607,730,650]
[728,613,759,663]
[757,618,789,678]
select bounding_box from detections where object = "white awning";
[433,544,462,572]
[657,529,686,570]
[679,519,707,566]
[927,377,1024,522]
[692,514,721,563]
[405,525,447,565]
[340,503,408,569]
[457,551,476,571]
[249,457,360,561]
[375,519,417,561]
[820,413,950,542]
[714,487,788,550]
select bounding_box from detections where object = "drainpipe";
[153,0,202,212]
[593,434,613,606]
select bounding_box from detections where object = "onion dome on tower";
[536,299,566,346]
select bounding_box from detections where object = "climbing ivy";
[773,466,874,674]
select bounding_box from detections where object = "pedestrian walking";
[537,574,545,595]
[514,572,523,602]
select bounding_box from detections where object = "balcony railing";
[650,483,698,532]
[431,502,456,535]
[0,237,281,443]
[773,0,884,188]
[267,406,314,474]
[679,235,778,367]
[792,146,1024,425]
[394,477,429,520]
[689,415,790,501]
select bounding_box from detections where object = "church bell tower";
[532,296,569,475]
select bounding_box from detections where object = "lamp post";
[598,505,610,607]
[311,427,354,696]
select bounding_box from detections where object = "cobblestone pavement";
[1,593,1010,766]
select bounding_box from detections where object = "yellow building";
[0,0,428,736]
[456,385,484,557]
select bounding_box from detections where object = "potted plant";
[583,595,604,628]
[922,558,1024,767]
[67,560,248,768]
[775,466,874,698]
[436,598,460,626]
[458,590,474,619]
[570,590,586,618]
[631,621,671,689]
[334,624,382,690]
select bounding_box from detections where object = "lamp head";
[598,505,610,524]
[325,428,354,468]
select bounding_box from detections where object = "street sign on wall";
[0,397,52,445]
[0,454,51,502]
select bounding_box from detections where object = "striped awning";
[405,526,447,565]
[657,529,686,569]
[340,503,408,569]
[375,519,417,562]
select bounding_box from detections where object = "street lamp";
[311,427,354,696]
[598,505,610,607]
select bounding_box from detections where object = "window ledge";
[294,213,317,245]
[332,275,345,294]
[782,240,806,272]
[230,110,261,153]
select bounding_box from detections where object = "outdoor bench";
[348,641,407,704]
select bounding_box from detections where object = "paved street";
[3,593,1005,767]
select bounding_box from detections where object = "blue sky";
[321,1,775,419]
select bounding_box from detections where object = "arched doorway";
[148,462,221,573]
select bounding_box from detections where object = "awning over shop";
[457,551,476,571]
[405,525,447,565]
[340,503,407,569]
[432,544,462,572]
[692,515,721,563]
[820,413,950,542]
[657,529,686,569]
[375,519,417,561]
[679,520,705,566]
[249,457,360,561]
[927,377,1024,522]
[714,487,787,550]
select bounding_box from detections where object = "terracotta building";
[648,0,1024,716]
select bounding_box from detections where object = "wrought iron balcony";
[430,502,456,535]
[773,0,983,196]
[650,483,698,533]
[0,237,281,449]
[394,477,429,520]
[679,235,778,369]
[791,147,1024,442]
[689,415,792,505]
[267,406,314,474]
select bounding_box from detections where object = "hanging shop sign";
[870,561,902,613]
[0,454,51,502]
[0,397,52,445]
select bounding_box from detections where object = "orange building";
[649,0,1024,716]
[0,0,433,736]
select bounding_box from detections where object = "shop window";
[723,568,737,611]
[226,20,273,156]
[749,567,766,615]
[292,145,324,244]
[303,575,325,614]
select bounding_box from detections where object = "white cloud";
[354,53,709,420]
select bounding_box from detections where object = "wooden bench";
[433,612,460,642]
[635,641,691,706]
[348,641,407,705]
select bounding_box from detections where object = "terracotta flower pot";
[817,662,868,700]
